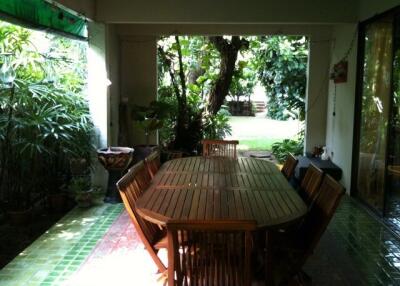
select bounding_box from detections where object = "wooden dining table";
[136,156,307,284]
[136,156,307,229]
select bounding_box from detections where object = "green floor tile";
[0,203,123,285]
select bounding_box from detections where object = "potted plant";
[68,176,94,208]
[130,100,171,162]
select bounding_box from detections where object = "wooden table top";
[136,156,308,229]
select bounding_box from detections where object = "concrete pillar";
[87,21,109,188]
[304,33,332,153]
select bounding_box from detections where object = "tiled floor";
[307,197,400,285]
[0,204,123,286]
[2,195,400,285]
[384,191,400,238]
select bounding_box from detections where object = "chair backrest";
[116,161,166,273]
[167,220,256,286]
[144,150,161,179]
[300,163,324,205]
[298,174,345,264]
[202,139,239,159]
[281,153,298,179]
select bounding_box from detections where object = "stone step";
[252,101,266,112]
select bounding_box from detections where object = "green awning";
[0,0,87,40]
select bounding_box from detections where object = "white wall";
[325,24,358,193]
[106,24,120,145]
[96,0,357,24]
[119,35,158,146]
[304,33,331,152]
[87,22,109,188]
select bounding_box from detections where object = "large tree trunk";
[208,36,249,115]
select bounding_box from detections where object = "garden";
[155,35,308,161]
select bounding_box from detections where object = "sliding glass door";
[355,13,400,215]
[386,16,400,219]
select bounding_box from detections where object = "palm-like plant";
[0,21,93,211]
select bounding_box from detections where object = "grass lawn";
[237,137,283,151]
[226,115,301,151]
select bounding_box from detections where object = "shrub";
[271,138,303,163]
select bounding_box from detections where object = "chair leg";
[265,231,274,286]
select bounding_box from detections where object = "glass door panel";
[386,15,400,219]
[357,16,393,214]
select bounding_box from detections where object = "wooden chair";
[281,153,298,180]
[164,150,183,161]
[144,150,161,179]
[167,220,256,286]
[116,161,167,273]
[202,139,239,159]
[273,174,345,285]
[299,163,324,206]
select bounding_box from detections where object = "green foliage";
[229,60,256,101]
[203,108,232,140]
[0,21,92,210]
[158,35,308,150]
[68,176,91,193]
[254,36,308,120]
[157,85,204,150]
[131,100,172,145]
[158,36,236,148]
[271,138,304,163]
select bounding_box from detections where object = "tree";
[208,36,249,115]
[158,36,203,152]
[255,36,308,120]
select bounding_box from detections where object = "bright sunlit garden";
[154,35,307,161]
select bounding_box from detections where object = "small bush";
[203,108,232,140]
[271,138,303,163]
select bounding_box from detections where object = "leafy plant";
[203,108,232,140]
[68,176,95,208]
[271,138,304,163]
[157,35,308,152]
[68,176,91,193]
[0,21,92,211]
[254,36,308,120]
[131,100,172,146]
